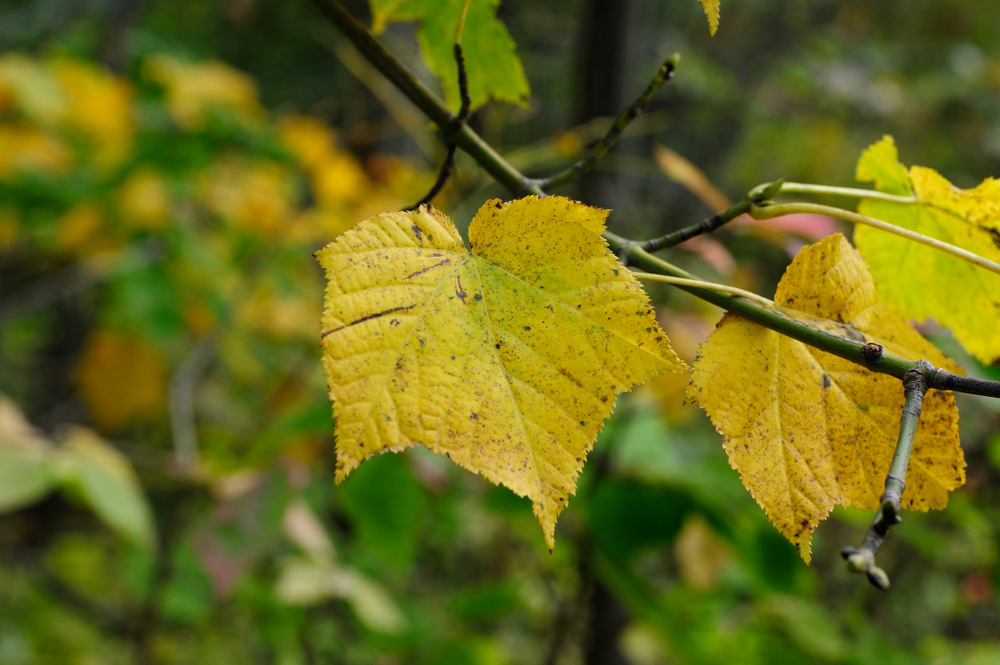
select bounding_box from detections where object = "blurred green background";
[2,1,1000,663]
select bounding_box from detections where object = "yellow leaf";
[317,196,686,547]
[0,54,66,124]
[0,125,72,178]
[143,55,265,130]
[51,58,133,169]
[689,234,964,562]
[855,135,1000,363]
[697,0,721,35]
[196,157,296,236]
[116,168,171,231]
[74,331,168,432]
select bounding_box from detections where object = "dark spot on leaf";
[822,373,831,389]
[474,293,483,302]
[523,326,531,331]
[470,412,478,421]
[406,258,452,279]
[341,304,417,330]
[411,224,423,241]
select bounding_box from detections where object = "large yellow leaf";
[317,196,685,547]
[854,135,1000,363]
[689,234,964,562]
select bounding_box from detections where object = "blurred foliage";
[1,1,999,664]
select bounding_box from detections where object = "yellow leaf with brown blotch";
[688,234,965,562]
[317,196,686,548]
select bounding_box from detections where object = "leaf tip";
[697,0,721,35]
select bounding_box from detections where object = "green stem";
[536,54,679,192]
[310,0,541,195]
[841,364,929,590]
[641,199,750,252]
[778,181,918,205]
[608,232,1000,398]
[750,201,1000,277]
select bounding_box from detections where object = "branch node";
[861,342,883,365]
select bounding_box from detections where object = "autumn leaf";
[854,135,1000,364]
[697,0,721,35]
[368,0,529,110]
[74,330,169,432]
[317,196,685,547]
[143,54,266,129]
[689,234,965,562]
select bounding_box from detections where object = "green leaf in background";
[57,427,156,550]
[0,396,58,512]
[369,0,529,110]
[338,454,426,574]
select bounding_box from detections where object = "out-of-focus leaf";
[0,54,66,123]
[143,55,266,129]
[0,396,57,512]
[282,499,335,561]
[674,515,733,589]
[74,330,168,432]
[369,0,529,110]
[50,58,132,169]
[57,427,156,550]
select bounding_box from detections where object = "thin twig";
[533,53,680,192]
[169,337,214,473]
[641,199,750,252]
[841,364,929,589]
[750,201,1000,277]
[608,232,1000,399]
[310,0,540,194]
[407,44,472,210]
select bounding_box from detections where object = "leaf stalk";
[777,181,918,205]
[608,232,1000,399]
[749,201,1000,277]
